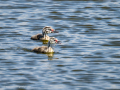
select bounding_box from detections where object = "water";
[0,0,120,90]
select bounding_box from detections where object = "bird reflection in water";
[42,40,49,44]
[46,52,54,60]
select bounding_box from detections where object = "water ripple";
[0,0,120,90]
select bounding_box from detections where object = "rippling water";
[0,0,120,90]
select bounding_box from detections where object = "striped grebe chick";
[31,26,58,40]
[32,37,61,53]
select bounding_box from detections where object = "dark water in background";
[0,0,120,90]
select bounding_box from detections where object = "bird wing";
[32,46,48,53]
[31,34,43,40]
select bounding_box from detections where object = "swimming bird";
[31,26,58,40]
[32,37,61,53]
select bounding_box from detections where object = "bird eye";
[54,40,57,42]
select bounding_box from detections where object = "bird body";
[32,46,54,53]
[31,33,50,40]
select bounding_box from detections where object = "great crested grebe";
[32,37,61,53]
[31,26,58,40]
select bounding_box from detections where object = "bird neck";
[47,41,54,52]
[48,41,51,48]
[42,31,47,38]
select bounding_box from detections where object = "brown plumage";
[32,46,53,53]
[31,34,50,40]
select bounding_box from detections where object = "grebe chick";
[32,37,61,53]
[31,26,58,40]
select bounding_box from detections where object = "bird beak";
[53,30,59,33]
[57,41,61,44]
[51,29,59,33]
[56,40,61,44]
